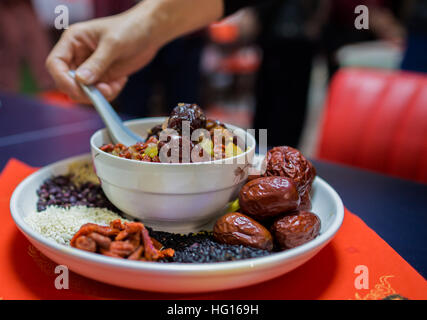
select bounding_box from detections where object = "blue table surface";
[1,91,426,278]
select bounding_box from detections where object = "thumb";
[75,39,116,84]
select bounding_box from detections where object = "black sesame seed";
[148,229,271,263]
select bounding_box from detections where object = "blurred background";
[0,0,426,183]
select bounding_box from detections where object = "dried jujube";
[271,211,321,249]
[168,103,206,133]
[213,212,273,251]
[239,176,300,219]
[262,146,316,210]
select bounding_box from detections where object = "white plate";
[10,153,344,293]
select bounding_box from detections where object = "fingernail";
[97,84,112,97]
[103,86,112,97]
[76,68,94,83]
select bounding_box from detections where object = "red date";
[239,176,300,219]
[262,146,316,210]
[213,212,273,251]
[272,211,321,249]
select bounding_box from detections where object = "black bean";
[35,175,121,213]
[49,187,59,194]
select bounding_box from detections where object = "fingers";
[72,38,93,68]
[75,36,118,85]
[96,76,128,101]
[46,31,85,100]
[46,20,128,103]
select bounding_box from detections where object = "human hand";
[46,11,159,102]
[46,0,224,103]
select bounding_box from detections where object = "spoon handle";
[69,70,142,146]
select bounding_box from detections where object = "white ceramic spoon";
[69,70,143,146]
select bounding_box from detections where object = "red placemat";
[0,158,426,300]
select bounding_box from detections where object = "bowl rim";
[90,117,256,167]
[10,153,345,274]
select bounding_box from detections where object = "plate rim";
[10,153,345,274]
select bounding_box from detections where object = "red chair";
[316,68,427,183]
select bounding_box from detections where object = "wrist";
[122,1,163,49]
[128,0,223,48]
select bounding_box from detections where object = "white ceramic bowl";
[90,118,256,232]
[10,154,344,293]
